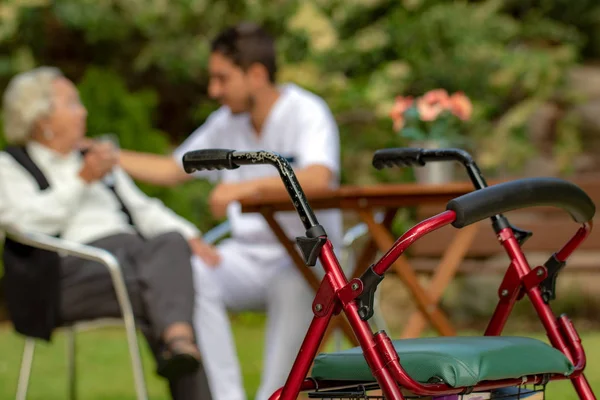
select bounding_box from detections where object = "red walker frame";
[270,214,594,400]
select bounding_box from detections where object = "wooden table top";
[240,173,600,214]
[240,180,479,213]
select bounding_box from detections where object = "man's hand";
[78,141,119,183]
[209,182,260,218]
[188,237,221,267]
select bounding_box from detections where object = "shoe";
[156,336,201,380]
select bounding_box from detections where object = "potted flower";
[390,89,473,183]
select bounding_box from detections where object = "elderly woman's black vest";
[1,145,137,341]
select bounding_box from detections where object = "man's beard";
[228,94,255,115]
[247,94,256,111]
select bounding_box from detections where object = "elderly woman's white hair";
[2,66,64,145]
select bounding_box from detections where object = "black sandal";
[157,336,201,380]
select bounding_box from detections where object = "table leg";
[349,208,398,280]
[261,210,359,347]
[357,209,456,337]
[401,223,479,338]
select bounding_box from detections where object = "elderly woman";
[0,66,213,399]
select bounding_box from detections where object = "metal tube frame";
[267,211,594,400]
[5,227,148,400]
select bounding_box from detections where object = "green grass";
[0,315,598,399]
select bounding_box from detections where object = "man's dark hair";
[211,22,277,83]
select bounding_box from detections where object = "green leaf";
[403,106,421,126]
[399,126,427,141]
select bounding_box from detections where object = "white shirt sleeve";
[0,153,88,235]
[295,101,341,182]
[172,109,228,182]
[111,167,201,240]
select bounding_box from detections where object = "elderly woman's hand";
[78,141,119,183]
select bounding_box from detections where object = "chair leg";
[123,319,148,400]
[16,338,36,400]
[66,326,77,400]
[108,269,148,400]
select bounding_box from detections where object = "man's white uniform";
[173,83,343,400]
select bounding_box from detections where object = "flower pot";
[411,140,455,184]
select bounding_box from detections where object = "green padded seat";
[311,336,574,387]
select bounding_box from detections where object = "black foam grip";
[182,149,239,173]
[372,148,425,170]
[447,177,596,228]
[372,147,476,170]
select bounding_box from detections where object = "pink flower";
[449,91,473,121]
[416,89,451,121]
[390,95,414,131]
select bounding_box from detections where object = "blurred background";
[0,0,599,399]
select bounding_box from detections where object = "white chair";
[202,220,232,245]
[3,226,148,400]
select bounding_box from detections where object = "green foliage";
[0,0,596,223]
[302,0,584,173]
[501,0,600,59]
[78,67,168,152]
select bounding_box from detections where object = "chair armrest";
[2,226,120,273]
[202,213,384,248]
[203,221,231,245]
[342,212,385,248]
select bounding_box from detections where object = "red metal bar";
[500,228,534,277]
[276,240,405,400]
[277,240,347,400]
[533,287,575,361]
[559,315,586,372]
[271,218,597,399]
[477,221,597,400]
[570,375,596,400]
[556,222,593,262]
[495,225,596,399]
[277,303,334,400]
[320,243,406,399]
[498,231,576,362]
[484,227,523,336]
[484,300,515,336]
[269,379,315,400]
[373,210,456,276]
[386,355,570,397]
[484,264,519,336]
[499,227,594,400]
[485,222,593,338]
[558,315,596,399]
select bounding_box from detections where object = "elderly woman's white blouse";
[0,141,200,243]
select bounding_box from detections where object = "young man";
[119,22,343,400]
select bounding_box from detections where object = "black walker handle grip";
[372,148,425,169]
[372,148,475,170]
[181,149,324,235]
[182,149,239,173]
[372,147,489,191]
